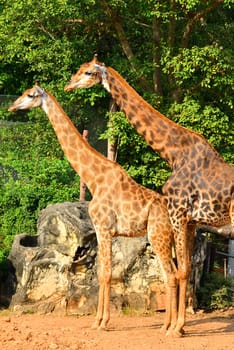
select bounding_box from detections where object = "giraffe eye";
[85,71,92,76]
[27,93,34,98]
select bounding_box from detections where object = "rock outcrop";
[6,201,168,315]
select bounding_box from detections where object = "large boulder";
[6,201,168,315]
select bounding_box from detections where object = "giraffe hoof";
[170,328,184,338]
[181,328,185,335]
[166,328,173,337]
[91,321,100,330]
[98,324,108,331]
[165,325,182,337]
[160,325,168,334]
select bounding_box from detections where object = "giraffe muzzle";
[8,105,17,112]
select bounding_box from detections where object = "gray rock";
[4,201,206,315]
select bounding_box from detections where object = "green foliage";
[168,96,234,163]
[163,45,233,114]
[0,0,233,266]
[100,111,171,190]
[0,158,79,257]
[0,110,81,265]
[0,158,80,264]
[197,273,233,310]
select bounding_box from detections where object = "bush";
[197,272,233,310]
[0,158,81,266]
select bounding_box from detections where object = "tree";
[97,0,233,185]
[0,0,233,263]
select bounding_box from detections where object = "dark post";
[79,129,88,201]
[107,99,118,161]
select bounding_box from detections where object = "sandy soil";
[0,309,233,350]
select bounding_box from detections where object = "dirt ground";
[0,308,233,350]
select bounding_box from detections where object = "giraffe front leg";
[99,280,111,329]
[147,203,177,334]
[92,233,112,330]
[92,284,105,329]
[92,283,111,330]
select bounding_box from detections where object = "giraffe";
[64,55,234,336]
[8,84,177,332]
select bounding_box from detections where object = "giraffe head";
[8,84,46,112]
[64,55,109,92]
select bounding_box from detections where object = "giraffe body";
[65,56,234,336]
[9,86,176,331]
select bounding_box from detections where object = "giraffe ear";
[94,63,106,72]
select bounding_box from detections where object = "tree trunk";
[100,0,153,93]
[152,17,163,96]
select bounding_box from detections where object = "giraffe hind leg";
[161,270,178,334]
[171,224,196,337]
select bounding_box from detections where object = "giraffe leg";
[99,277,111,329]
[161,273,178,333]
[92,233,112,330]
[93,280,111,330]
[161,284,172,332]
[147,201,177,333]
[172,271,187,337]
[172,224,196,337]
[92,283,105,329]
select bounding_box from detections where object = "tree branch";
[181,0,224,48]
[35,21,56,41]
[100,1,153,93]
[198,224,234,239]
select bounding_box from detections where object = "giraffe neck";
[103,67,220,169]
[41,92,108,194]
